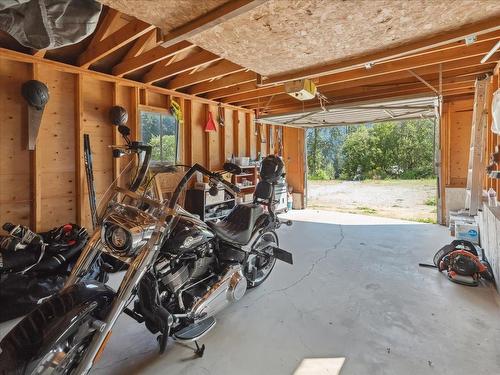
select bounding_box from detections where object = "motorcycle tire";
[0,281,115,375]
[245,231,278,288]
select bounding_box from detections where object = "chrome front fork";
[67,231,160,374]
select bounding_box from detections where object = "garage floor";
[1,210,500,374]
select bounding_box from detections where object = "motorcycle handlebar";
[194,164,241,194]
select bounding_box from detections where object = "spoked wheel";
[244,231,278,288]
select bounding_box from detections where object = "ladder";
[465,78,488,215]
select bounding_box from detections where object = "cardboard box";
[455,221,479,244]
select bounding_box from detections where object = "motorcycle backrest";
[254,181,273,201]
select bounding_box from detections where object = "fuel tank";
[161,213,215,254]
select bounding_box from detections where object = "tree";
[148,134,177,162]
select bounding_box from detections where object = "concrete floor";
[2,210,500,374]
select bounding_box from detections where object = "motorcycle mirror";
[223,162,242,175]
[118,125,131,137]
[208,184,219,196]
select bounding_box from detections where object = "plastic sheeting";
[0,0,102,50]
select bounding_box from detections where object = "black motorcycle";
[0,123,293,375]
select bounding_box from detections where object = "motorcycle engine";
[157,240,215,294]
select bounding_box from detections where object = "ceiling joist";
[223,39,499,104]
[112,41,194,77]
[185,71,256,95]
[166,60,246,90]
[161,0,267,48]
[262,16,500,86]
[142,50,222,84]
[78,19,155,68]
[122,28,159,61]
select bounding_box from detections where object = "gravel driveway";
[307,179,437,222]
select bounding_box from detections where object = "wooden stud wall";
[0,55,302,231]
[484,71,500,194]
[439,97,474,223]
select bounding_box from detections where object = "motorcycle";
[0,123,293,375]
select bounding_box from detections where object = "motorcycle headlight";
[104,224,132,255]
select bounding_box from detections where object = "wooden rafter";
[205,81,259,100]
[185,71,256,95]
[86,8,121,50]
[240,63,495,108]
[223,39,500,104]
[142,50,222,84]
[166,60,245,90]
[78,19,156,68]
[262,16,500,85]
[112,41,194,77]
[162,0,267,47]
[123,29,158,61]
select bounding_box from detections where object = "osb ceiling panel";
[99,0,229,31]
[189,0,500,76]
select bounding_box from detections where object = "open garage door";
[258,95,441,223]
[257,95,438,128]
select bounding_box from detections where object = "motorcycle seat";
[207,203,265,245]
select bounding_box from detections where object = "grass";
[424,196,437,206]
[404,217,437,224]
[308,178,436,187]
[354,206,378,215]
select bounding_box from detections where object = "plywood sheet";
[190,0,500,76]
[448,99,473,187]
[100,0,228,32]
[237,111,246,156]
[191,100,207,165]
[0,58,31,226]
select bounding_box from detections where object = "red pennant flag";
[205,111,217,132]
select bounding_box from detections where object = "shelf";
[235,173,253,177]
[239,165,257,169]
[205,199,235,208]
[238,185,255,190]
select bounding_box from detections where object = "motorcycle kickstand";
[194,341,205,358]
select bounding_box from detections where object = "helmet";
[21,80,49,110]
[109,106,128,126]
[260,155,284,183]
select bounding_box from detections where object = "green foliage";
[424,196,437,206]
[140,111,178,162]
[148,135,176,162]
[307,119,436,180]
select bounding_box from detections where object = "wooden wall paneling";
[207,104,222,170]
[30,63,42,230]
[147,91,168,108]
[282,127,305,194]
[205,104,211,170]
[183,99,192,165]
[0,58,31,227]
[190,100,206,166]
[448,99,473,187]
[238,111,246,156]
[224,108,234,161]
[219,107,226,167]
[267,124,272,155]
[80,76,114,229]
[233,110,239,157]
[130,86,140,141]
[36,64,76,230]
[75,74,84,226]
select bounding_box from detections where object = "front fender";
[0,281,115,372]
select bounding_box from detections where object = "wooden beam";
[113,41,194,77]
[206,81,258,100]
[262,17,500,85]
[185,71,256,95]
[0,47,253,113]
[233,110,240,156]
[30,63,41,231]
[224,41,499,104]
[78,19,155,68]
[143,50,222,84]
[162,0,267,47]
[242,66,492,108]
[75,74,84,226]
[86,8,121,50]
[166,60,245,90]
[31,49,46,58]
[123,29,158,61]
